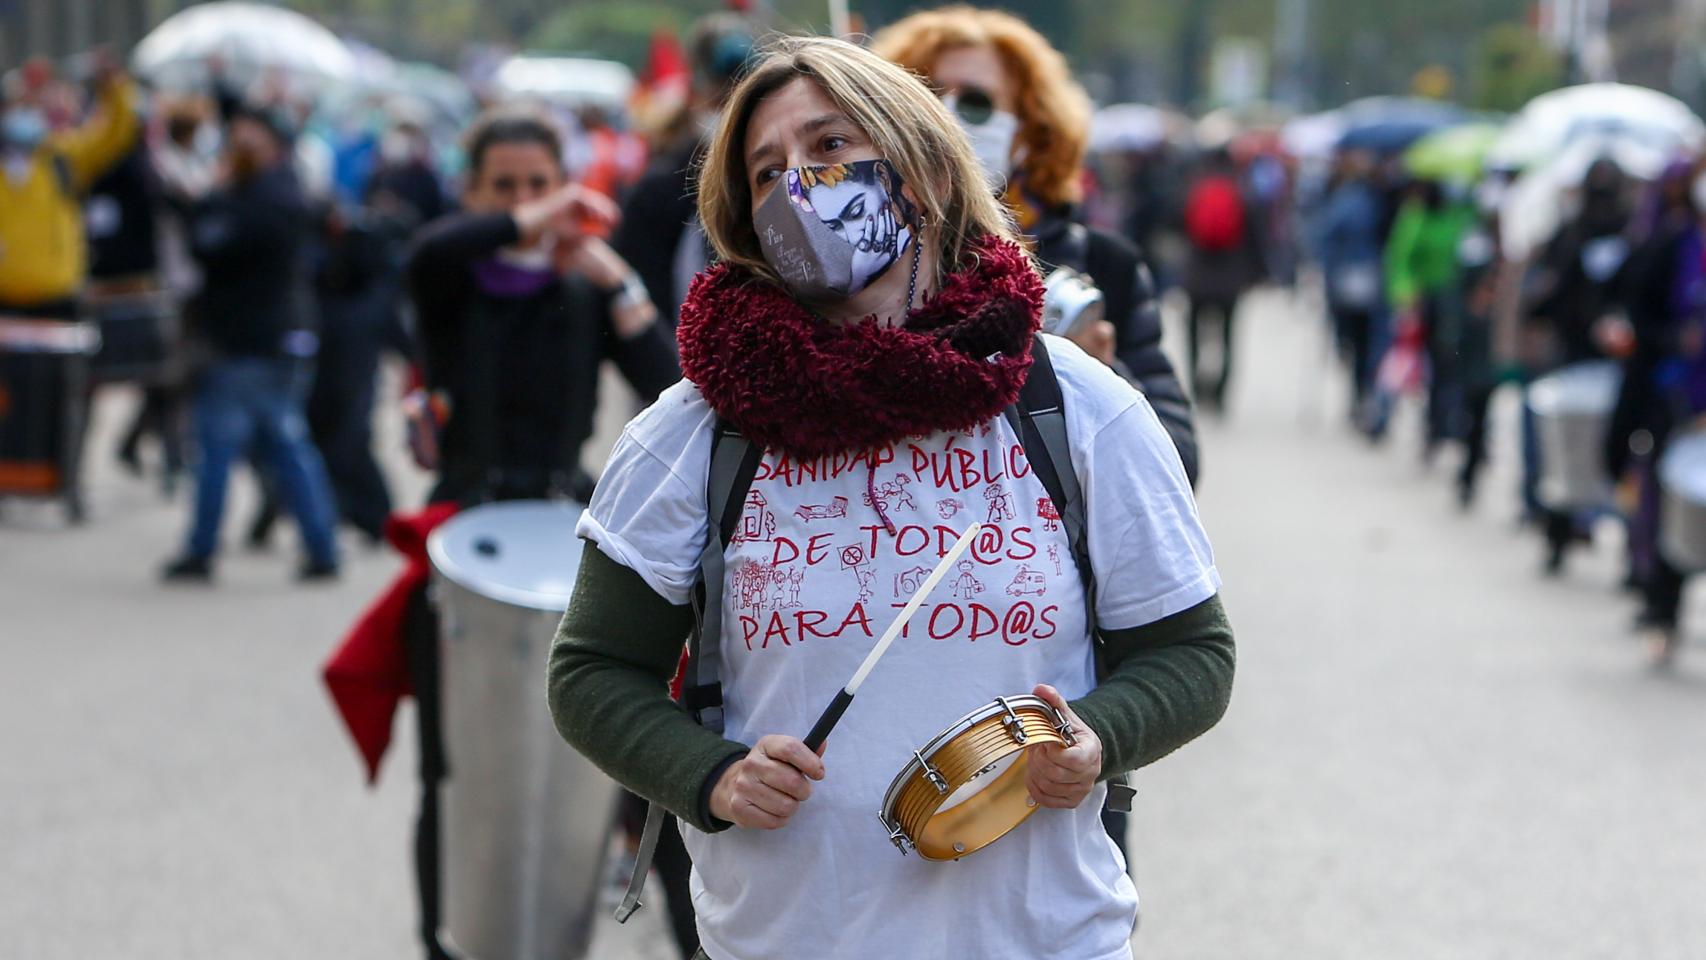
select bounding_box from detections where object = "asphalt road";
[4,288,1704,959]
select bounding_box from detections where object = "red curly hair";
[872,6,1091,210]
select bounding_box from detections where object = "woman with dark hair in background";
[407,108,679,506]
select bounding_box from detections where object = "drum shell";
[0,319,97,499]
[428,502,615,960]
[84,290,177,385]
[1659,432,1706,573]
[1529,362,1621,510]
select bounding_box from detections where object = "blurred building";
[1,0,156,70]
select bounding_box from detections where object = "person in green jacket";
[1385,179,1474,457]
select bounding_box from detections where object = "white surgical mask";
[943,91,1019,190]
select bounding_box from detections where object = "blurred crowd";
[2,12,1702,647]
[4,8,1704,653]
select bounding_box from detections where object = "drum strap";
[618,422,760,924]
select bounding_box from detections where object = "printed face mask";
[944,91,1019,189]
[753,158,918,302]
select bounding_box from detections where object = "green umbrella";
[1403,123,1503,182]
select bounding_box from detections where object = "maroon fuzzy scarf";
[678,236,1043,461]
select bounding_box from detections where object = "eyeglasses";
[946,87,997,126]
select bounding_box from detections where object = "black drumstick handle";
[803,688,855,753]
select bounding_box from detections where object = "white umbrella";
[1089,103,1169,153]
[1499,133,1668,261]
[1280,110,1345,161]
[1487,83,1704,172]
[492,56,634,111]
[132,1,355,90]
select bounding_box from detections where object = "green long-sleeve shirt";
[1385,199,1472,308]
[548,545,1235,834]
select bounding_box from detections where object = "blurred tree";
[1469,22,1564,113]
[531,3,690,66]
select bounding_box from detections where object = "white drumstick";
[803,523,983,750]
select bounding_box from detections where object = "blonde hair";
[871,6,1090,209]
[697,35,1018,286]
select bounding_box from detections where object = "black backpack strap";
[1005,336,1096,637]
[683,418,761,733]
[620,416,762,925]
[1005,336,1135,814]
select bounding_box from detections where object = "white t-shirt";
[581,335,1218,960]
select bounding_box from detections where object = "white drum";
[1659,431,1706,573]
[428,500,615,960]
[1529,361,1622,510]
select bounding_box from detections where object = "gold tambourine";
[878,694,1076,861]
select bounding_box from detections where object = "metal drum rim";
[426,500,586,612]
[878,694,1057,828]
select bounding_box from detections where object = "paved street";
[4,289,1705,959]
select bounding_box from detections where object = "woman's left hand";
[1025,683,1103,809]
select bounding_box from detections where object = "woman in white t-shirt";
[550,37,1234,960]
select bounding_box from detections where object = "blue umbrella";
[1338,119,1452,155]
[1335,97,1468,156]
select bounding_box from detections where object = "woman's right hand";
[709,735,826,830]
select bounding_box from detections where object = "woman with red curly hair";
[874,6,1198,483]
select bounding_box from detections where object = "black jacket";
[1033,212,1200,485]
[187,163,311,358]
[406,212,681,504]
[86,141,160,280]
[613,139,700,324]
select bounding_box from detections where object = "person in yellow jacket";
[0,58,139,317]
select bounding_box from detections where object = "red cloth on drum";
[322,501,459,783]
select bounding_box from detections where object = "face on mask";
[1,107,48,151]
[753,158,918,302]
[942,88,1019,189]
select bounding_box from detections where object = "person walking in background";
[1181,146,1260,412]
[1522,158,1632,574]
[161,100,340,582]
[0,53,137,320]
[615,12,757,325]
[367,114,449,230]
[1603,160,1705,666]
[1385,178,1473,460]
[247,199,408,548]
[1452,189,1506,508]
[872,5,1198,484]
[1316,147,1388,434]
[121,95,218,494]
